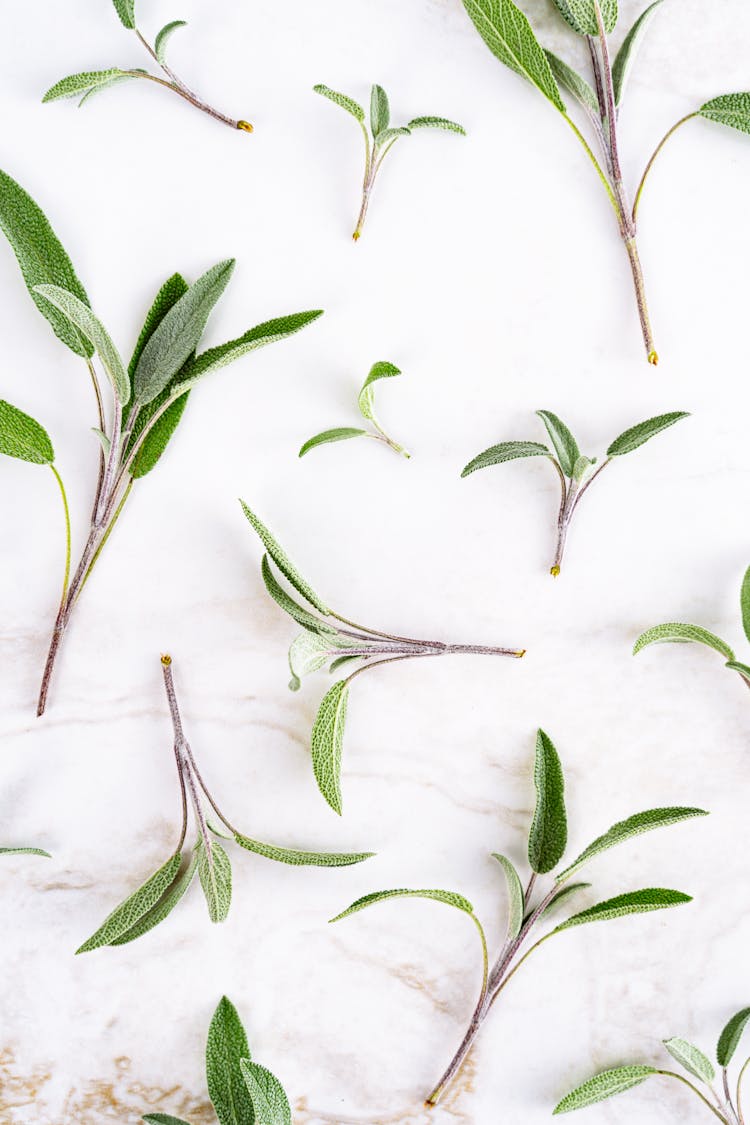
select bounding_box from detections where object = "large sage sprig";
[299,360,410,459]
[241,504,525,814]
[461,0,750,362]
[76,655,372,954]
[0,167,322,715]
[43,0,252,132]
[462,409,688,574]
[555,1005,750,1121]
[332,730,705,1104]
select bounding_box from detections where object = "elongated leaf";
[299,428,367,457]
[313,84,365,123]
[553,888,691,934]
[197,842,232,923]
[34,284,130,405]
[77,71,142,108]
[129,274,189,383]
[407,116,466,134]
[206,997,254,1125]
[663,1038,714,1083]
[554,1066,657,1113]
[370,85,390,136]
[727,660,750,685]
[539,882,590,919]
[606,411,688,456]
[110,849,199,945]
[528,729,567,875]
[633,623,734,661]
[143,1115,193,1125]
[312,680,349,815]
[699,93,750,136]
[76,854,182,953]
[131,394,190,478]
[179,310,323,385]
[240,1061,291,1125]
[0,401,54,464]
[374,127,411,145]
[0,846,51,857]
[551,0,618,36]
[358,360,401,423]
[43,69,131,103]
[155,20,187,63]
[461,440,550,477]
[717,1007,750,1067]
[241,504,330,615]
[260,554,333,636]
[112,0,136,29]
[462,0,565,111]
[492,853,524,940]
[330,888,475,923]
[571,454,593,482]
[740,566,750,643]
[557,807,708,882]
[545,53,598,113]
[288,630,336,688]
[329,654,359,674]
[0,168,92,356]
[234,833,373,867]
[612,2,663,105]
[536,410,580,477]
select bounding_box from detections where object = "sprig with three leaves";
[555,1005,750,1122]
[331,729,705,1105]
[43,0,252,132]
[241,504,525,815]
[314,83,465,240]
[0,167,321,715]
[299,360,410,459]
[461,409,688,575]
[75,655,372,954]
[461,0,750,362]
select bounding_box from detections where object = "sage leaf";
[129,273,189,384]
[110,849,199,946]
[143,1116,193,1125]
[606,411,688,456]
[0,401,54,465]
[553,1066,657,1113]
[539,882,590,920]
[461,441,550,477]
[0,846,51,857]
[740,566,750,643]
[179,310,323,385]
[717,1007,750,1067]
[260,555,334,636]
[288,631,337,687]
[536,410,580,477]
[234,834,374,867]
[528,729,567,875]
[492,853,524,940]
[462,0,565,111]
[552,888,691,934]
[313,84,365,122]
[545,53,598,113]
[311,680,349,815]
[240,1060,291,1125]
[726,660,750,685]
[241,504,330,615]
[131,395,190,478]
[699,93,750,136]
[407,116,466,134]
[198,841,232,924]
[358,360,401,423]
[329,655,359,674]
[612,2,663,105]
[633,623,735,661]
[112,0,136,29]
[571,453,593,482]
[34,284,130,405]
[206,996,254,1125]
[376,127,411,146]
[76,853,182,953]
[155,20,187,63]
[77,72,143,109]
[663,1037,714,1083]
[331,888,475,923]
[370,84,390,136]
[556,807,708,882]
[299,428,367,457]
[42,69,132,103]
[551,0,618,37]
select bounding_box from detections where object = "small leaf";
[197,841,232,924]
[313,84,365,122]
[179,310,323,386]
[311,680,349,815]
[633,623,735,661]
[299,428,367,457]
[550,0,618,37]
[461,441,550,477]
[528,729,567,875]
[375,127,411,145]
[288,631,337,686]
[492,853,524,940]
[536,410,580,477]
[329,654,359,674]
[545,53,598,113]
[143,1115,194,1125]
[571,454,593,482]
[539,882,590,920]
[370,84,390,136]
[0,846,51,857]
[726,660,750,685]
[34,285,130,405]
[612,2,663,105]
[0,401,54,465]
[77,70,146,109]
[131,394,190,478]
[553,1066,657,1113]
[92,428,111,457]
[462,0,565,111]
[699,93,750,137]
[331,888,475,923]
[407,116,466,134]
[155,20,187,63]
[358,360,401,423]
[717,1007,750,1067]
[110,849,199,946]
[112,0,136,29]
[663,1038,715,1084]
[740,566,750,644]
[260,554,333,636]
[234,834,373,867]
[553,888,691,934]
[240,1060,291,1125]
[606,411,689,457]
[206,997,254,1125]
[42,69,132,103]
[76,854,182,953]
[557,808,708,882]
[241,504,330,615]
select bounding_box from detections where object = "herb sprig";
[332,730,704,1104]
[299,360,409,459]
[0,847,50,858]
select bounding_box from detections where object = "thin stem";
[737,1057,750,1124]
[569,457,612,513]
[76,477,134,599]
[560,113,618,215]
[655,1072,731,1123]
[586,36,608,128]
[49,465,71,605]
[180,737,242,838]
[471,914,489,999]
[524,872,537,906]
[86,357,107,518]
[632,114,698,223]
[171,739,189,853]
[94,399,122,527]
[722,1068,739,1125]
[592,2,621,182]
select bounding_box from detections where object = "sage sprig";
[43,0,252,132]
[313,83,465,239]
[241,504,525,814]
[555,1005,750,1121]
[0,167,322,715]
[635,566,750,693]
[142,995,291,1125]
[299,360,410,459]
[0,846,51,858]
[462,409,688,575]
[461,0,750,362]
[332,730,704,1103]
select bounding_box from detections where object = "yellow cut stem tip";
[647,350,659,366]
[516,649,527,659]
[352,231,361,241]
[161,653,172,667]
[550,565,561,577]
[237,120,254,133]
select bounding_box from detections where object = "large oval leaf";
[528,729,567,875]
[717,1007,750,1067]
[311,680,349,815]
[663,1037,714,1083]
[370,84,390,136]
[554,1066,657,1113]
[206,997,254,1125]
[0,400,54,464]
[699,93,750,136]
[633,623,734,661]
[462,0,564,111]
[461,441,550,477]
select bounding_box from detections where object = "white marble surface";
[2,1,750,1121]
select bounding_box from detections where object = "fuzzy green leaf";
[110,849,199,946]
[312,680,349,815]
[606,411,688,457]
[663,1038,714,1083]
[370,85,390,136]
[329,654,359,675]
[260,554,333,636]
[557,808,708,882]
[155,20,187,63]
[375,127,411,145]
[717,1008,750,1067]
[633,623,735,661]
[234,833,373,867]
[407,116,466,134]
[77,71,143,108]
[34,285,130,405]
[553,1066,657,1113]
[197,841,232,924]
[544,53,598,113]
[288,630,337,688]
[612,2,663,105]
[76,854,182,953]
[129,273,189,384]
[492,853,524,940]
[461,440,550,477]
[206,997,254,1125]
[241,504,330,615]
[726,660,750,685]
[0,400,54,465]
[571,454,593,482]
[143,1116,193,1125]
[740,566,750,644]
[299,428,367,457]
[462,0,565,111]
[112,0,136,28]
[528,729,567,875]
[553,888,691,934]
[358,360,401,423]
[131,395,190,478]
[551,0,618,36]
[699,93,750,136]
[0,846,51,857]
[536,410,580,477]
[240,1060,291,1125]
[330,888,475,923]
[42,69,132,103]
[539,882,590,919]
[313,84,365,122]
[178,310,323,387]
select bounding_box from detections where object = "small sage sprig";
[76,655,372,953]
[0,167,322,715]
[299,360,409,459]
[555,1006,750,1121]
[241,504,525,814]
[142,996,291,1125]
[461,0,750,362]
[332,730,705,1104]
[314,83,465,239]
[635,566,750,692]
[43,0,252,132]
[462,409,688,575]
[0,847,50,858]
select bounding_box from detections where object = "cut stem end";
[648,350,659,366]
[237,120,254,132]
[550,565,561,577]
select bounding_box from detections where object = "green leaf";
[407,116,466,134]
[197,841,232,924]
[299,428,367,457]
[112,0,136,29]
[240,504,330,615]
[536,410,580,477]
[663,1038,715,1083]
[288,630,336,688]
[740,566,750,644]
[553,888,692,934]
[556,808,708,882]
[110,849,199,946]
[76,854,182,953]
[492,853,524,940]
[539,882,590,920]
[375,127,411,145]
[544,53,598,113]
[131,394,190,478]
[0,400,54,465]
[358,360,401,424]
[34,284,130,405]
[313,84,365,122]
[606,411,689,457]
[206,997,254,1125]
[329,654,359,674]
[633,623,735,661]
[553,1066,657,1113]
[42,69,132,103]
[461,441,550,477]
[726,660,750,685]
[77,71,143,109]
[370,84,390,136]
[311,680,349,815]
[179,310,323,386]
[528,729,567,875]
[699,93,750,137]
[0,846,51,857]
[612,2,663,105]
[330,888,475,923]
[571,454,593,482]
[143,1116,193,1125]
[128,273,189,384]
[155,20,187,63]
[234,834,374,867]
[260,554,333,636]
[550,0,618,36]
[240,1061,291,1125]
[462,0,565,111]
[0,167,93,357]
[717,1007,750,1067]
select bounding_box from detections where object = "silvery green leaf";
[358,360,401,423]
[206,997,253,1125]
[110,849,199,946]
[374,127,411,145]
[539,882,590,919]
[663,1038,715,1083]
[571,454,593,482]
[288,630,335,687]
[553,1066,657,1113]
[129,273,189,385]
[740,566,750,643]
[0,168,93,357]
[77,71,145,108]
[155,20,187,63]
[143,1115,193,1125]
[370,84,390,136]
[544,52,598,113]
[461,441,550,477]
[42,69,132,103]
[76,854,182,953]
[552,888,691,934]
[699,93,750,136]
[92,428,111,457]
[556,808,708,882]
[313,84,365,122]
[551,0,618,36]
[633,623,735,661]
[462,0,565,111]
[234,834,374,867]
[407,116,466,134]
[112,0,136,29]
[0,846,51,857]
[612,2,663,105]
[198,841,232,923]
[528,729,567,875]
[726,660,750,685]
[178,310,323,386]
[717,1007,750,1067]
[240,1060,291,1125]
[312,680,349,815]
[0,401,54,465]
[241,504,330,615]
[536,410,580,477]
[329,655,359,674]
[260,555,334,636]
[33,284,130,405]
[330,888,475,923]
[491,853,524,940]
[606,411,689,456]
[299,428,367,457]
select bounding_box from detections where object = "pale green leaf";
[0,400,54,464]
[112,0,136,29]
[234,833,373,867]
[539,882,590,919]
[240,1060,291,1125]
[461,441,550,477]
[492,853,524,940]
[663,1038,714,1083]
[726,660,750,685]
[42,69,131,103]
[299,428,367,457]
[375,127,411,145]
[92,428,111,457]
[0,846,51,857]
[370,84,390,136]
[260,554,333,636]
[178,310,323,386]
[571,454,593,482]
[528,729,567,875]
[206,997,253,1125]
[329,654,359,674]
[462,0,565,111]
[557,807,708,882]
[717,1007,750,1067]
[155,20,187,63]
[34,285,130,405]
[407,116,466,134]
[545,52,598,113]
[331,888,475,923]
[699,93,750,137]
[358,360,401,423]
[606,411,689,456]
[110,849,199,946]
[76,854,182,953]
[312,680,349,815]
[313,84,365,122]
[198,842,232,924]
[241,504,330,615]
[554,1066,657,1113]
[633,623,735,661]
[288,630,336,687]
[740,566,750,644]
[553,888,691,934]
[143,1115,193,1125]
[536,410,580,477]
[551,0,618,36]
[77,71,144,108]
[612,2,663,105]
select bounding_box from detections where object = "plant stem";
[737,1057,750,1123]
[353,163,376,241]
[632,114,698,223]
[49,465,71,605]
[77,477,134,598]
[656,1072,731,1123]
[86,357,107,518]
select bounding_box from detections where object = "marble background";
[2,0,750,1121]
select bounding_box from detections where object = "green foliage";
[612,2,663,105]
[110,850,199,946]
[240,1061,291,1125]
[662,1037,714,1083]
[76,854,182,953]
[633,623,735,660]
[34,285,130,405]
[557,807,708,882]
[461,441,550,476]
[0,400,54,465]
[740,566,750,643]
[553,888,691,933]
[241,504,330,614]
[492,853,524,940]
[112,0,136,29]
[331,888,475,923]
[605,412,689,457]
[155,20,187,63]
[461,0,565,111]
[407,116,466,133]
[206,997,254,1125]
[699,93,750,136]
[301,359,408,459]
[234,834,373,867]
[545,53,598,113]
[260,555,334,636]
[717,1007,750,1067]
[299,427,368,457]
[370,84,390,136]
[554,1066,657,1113]
[311,680,349,815]
[197,842,232,923]
[551,0,618,37]
[528,729,567,875]
[42,70,132,103]
[0,846,51,857]
[182,310,323,384]
[536,411,580,478]
[313,84,365,121]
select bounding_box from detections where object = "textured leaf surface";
[717,1007,750,1067]
[539,882,590,919]
[407,116,466,134]
[112,0,136,28]
[331,888,475,923]
[374,127,411,145]
[288,631,337,688]
[370,84,390,135]
[740,567,750,643]
[180,310,323,385]
[110,849,199,945]
[299,428,367,457]
[312,680,349,814]
[260,555,333,635]
[462,0,565,111]
[0,846,51,857]
[234,834,373,867]
[35,285,130,404]
[461,441,549,476]
[663,1038,714,1083]
[557,808,708,882]
[551,0,618,36]
[240,1061,291,1125]
[699,93,750,136]
[553,888,691,933]
[143,1116,193,1125]
[554,1066,656,1113]
[358,360,401,423]
[727,660,750,684]
[76,854,182,953]
[528,729,567,874]
[606,411,688,456]
[0,400,54,464]
[155,20,187,63]
[612,2,663,105]
[313,84,365,122]
[536,410,580,477]
[131,394,190,478]
[545,53,598,112]
[42,69,130,102]
[206,997,253,1125]
[198,842,232,924]
[241,504,330,614]
[492,853,524,940]
[633,623,734,660]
